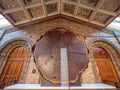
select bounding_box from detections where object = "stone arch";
[87,38,120,54]
[0,37,34,51]
[0,39,32,83]
[88,40,120,83]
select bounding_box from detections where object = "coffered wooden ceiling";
[0,0,120,27]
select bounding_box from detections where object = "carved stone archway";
[88,41,120,82]
[0,40,31,83]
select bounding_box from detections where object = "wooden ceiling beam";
[45,0,58,5]
[3,7,23,14]
[47,12,59,17]
[98,9,117,16]
[75,16,89,22]
[74,0,81,16]
[14,20,30,25]
[58,0,61,13]
[41,0,47,17]
[89,12,97,21]
[79,4,96,11]
[31,16,46,21]
[25,3,42,9]
[90,21,105,27]
[61,12,74,17]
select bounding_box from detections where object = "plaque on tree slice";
[33,29,88,86]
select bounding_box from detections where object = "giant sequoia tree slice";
[33,29,88,84]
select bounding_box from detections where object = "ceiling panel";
[62,3,75,15]
[100,0,120,12]
[0,0,20,10]
[7,10,28,22]
[93,12,113,24]
[0,0,119,28]
[77,7,93,19]
[28,6,44,18]
[46,3,58,14]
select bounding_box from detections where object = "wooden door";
[0,47,27,86]
[93,47,119,86]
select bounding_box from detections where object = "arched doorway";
[0,46,27,87]
[93,47,119,86]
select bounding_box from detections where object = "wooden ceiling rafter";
[74,0,81,16]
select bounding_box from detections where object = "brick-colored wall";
[0,18,120,84]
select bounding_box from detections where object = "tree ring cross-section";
[33,28,88,85]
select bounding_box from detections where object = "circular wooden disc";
[33,29,88,84]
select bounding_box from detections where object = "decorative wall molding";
[0,29,6,40]
[5,28,18,34]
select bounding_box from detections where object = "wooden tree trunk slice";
[33,29,88,84]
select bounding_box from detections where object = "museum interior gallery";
[0,0,120,90]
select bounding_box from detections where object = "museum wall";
[0,18,120,84]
